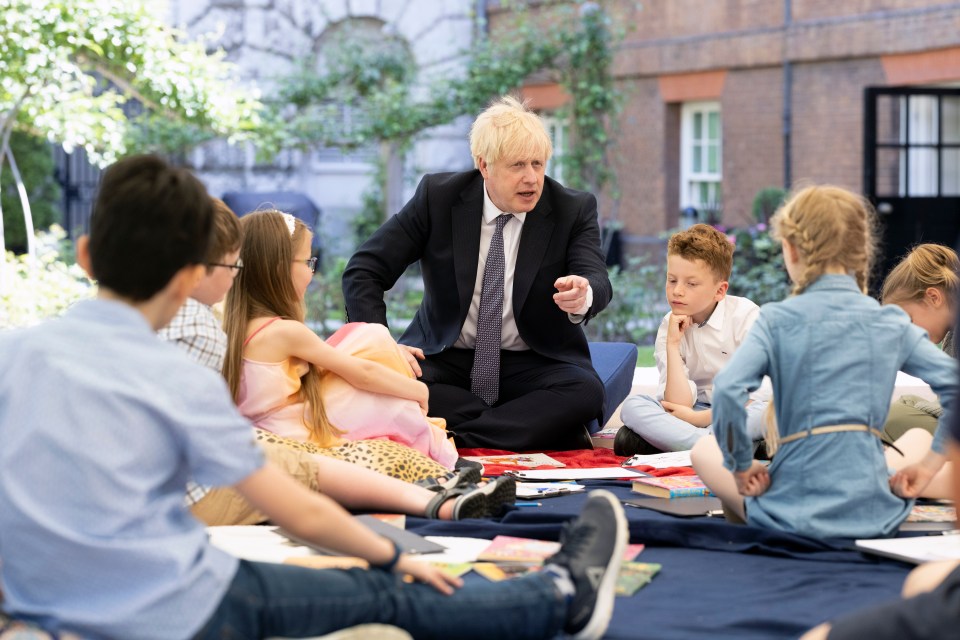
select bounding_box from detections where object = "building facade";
[488,0,960,262]
[164,0,478,255]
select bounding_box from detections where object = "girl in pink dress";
[223,210,458,470]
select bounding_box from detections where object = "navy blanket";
[405,481,912,639]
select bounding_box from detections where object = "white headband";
[280,212,296,237]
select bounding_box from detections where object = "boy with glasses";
[158,197,242,371]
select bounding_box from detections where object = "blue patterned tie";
[471,214,513,405]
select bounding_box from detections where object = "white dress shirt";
[455,185,592,350]
[654,294,768,404]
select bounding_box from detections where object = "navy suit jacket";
[342,170,612,371]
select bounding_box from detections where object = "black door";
[864,87,960,283]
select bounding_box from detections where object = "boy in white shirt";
[616,224,768,454]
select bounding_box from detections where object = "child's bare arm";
[663,314,695,406]
[234,463,460,593]
[661,401,711,427]
[269,321,430,412]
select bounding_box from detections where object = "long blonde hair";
[223,210,341,445]
[881,243,960,308]
[771,185,877,295]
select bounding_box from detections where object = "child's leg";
[690,435,746,522]
[196,560,566,640]
[620,395,709,451]
[885,428,954,499]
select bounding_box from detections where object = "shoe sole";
[452,476,516,519]
[571,490,628,640]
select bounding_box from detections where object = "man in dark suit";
[342,96,612,451]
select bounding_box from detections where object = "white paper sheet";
[508,467,646,481]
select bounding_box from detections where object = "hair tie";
[281,212,296,237]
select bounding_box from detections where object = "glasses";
[296,256,318,274]
[208,258,243,271]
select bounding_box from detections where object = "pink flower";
[726,234,736,246]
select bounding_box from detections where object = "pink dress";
[237,320,457,469]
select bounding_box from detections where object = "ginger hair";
[771,185,877,295]
[667,223,734,281]
[881,243,960,307]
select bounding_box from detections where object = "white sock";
[542,564,575,598]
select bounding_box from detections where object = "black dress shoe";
[613,425,664,457]
[552,424,595,451]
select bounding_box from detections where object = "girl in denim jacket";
[691,185,956,539]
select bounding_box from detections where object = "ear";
[714,280,729,301]
[925,287,944,308]
[782,239,800,265]
[478,156,490,180]
[76,235,94,279]
[171,264,205,302]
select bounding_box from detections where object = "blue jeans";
[194,560,566,640]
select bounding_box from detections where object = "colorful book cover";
[477,536,645,564]
[472,562,540,581]
[907,504,956,523]
[463,453,565,468]
[615,562,662,597]
[473,559,660,593]
[632,475,710,499]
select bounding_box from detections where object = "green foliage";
[274,0,625,229]
[2,131,60,253]
[0,226,92,328]
[584,258,668,345]
[557,4,619,196]
[752,187,787,224]
[0,0,267,166]
[727,224,791,305]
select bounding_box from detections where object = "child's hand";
[661,401,711,428]
[395,555,463,595]
[734,461,770,497]
[890,463,935,498]
[666,313,691,346]
[417,382,430,416]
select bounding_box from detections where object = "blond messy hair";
[881,243,960,307]
[470,95,552,168]
[771,185,877,295]
[667,223,734,281]
[223,210,342,446]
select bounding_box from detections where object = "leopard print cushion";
[254,429,448,483]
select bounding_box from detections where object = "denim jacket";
[712,274,957,538]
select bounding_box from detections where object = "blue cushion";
[587,342,639,434]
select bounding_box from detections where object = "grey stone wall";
[165,0,476,256]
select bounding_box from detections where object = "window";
[542,114,567,184]
[897,94,960,196]
[680,101,722,220]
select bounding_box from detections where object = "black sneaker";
[613,425,664,457]
[544,490,628,640]
[455,457,484,475]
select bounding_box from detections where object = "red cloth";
[459,447,696,478]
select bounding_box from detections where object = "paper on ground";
[515,482,586,498]
[208,525,484,566]
[855,534,960,564]
[508,467,647,481]
[623,450,692,469]
[207,525,314,563]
